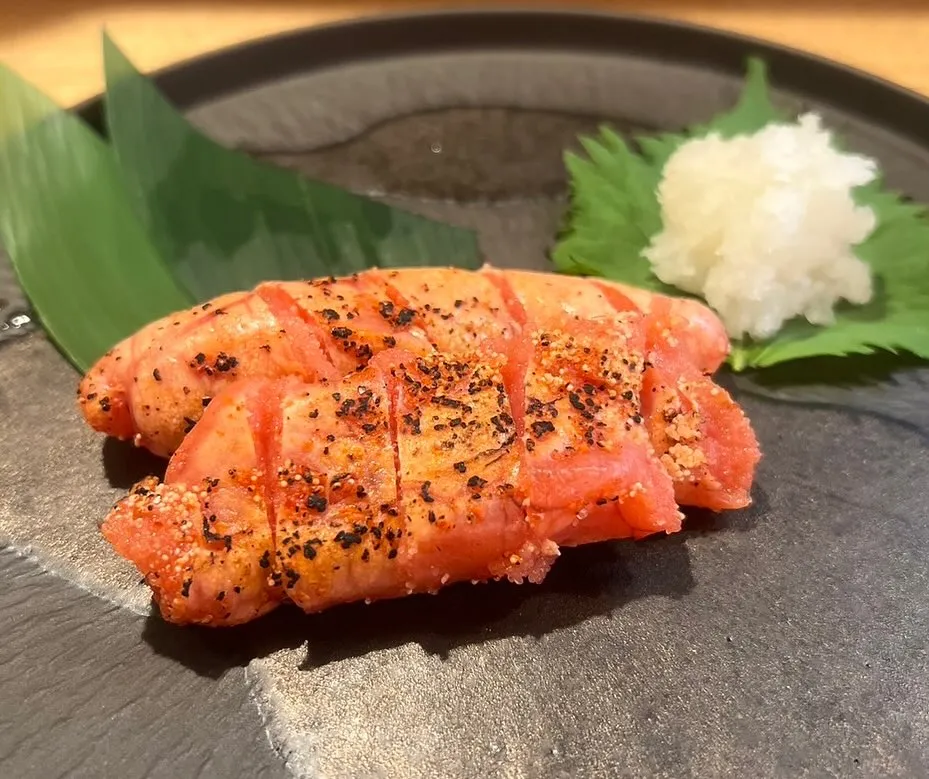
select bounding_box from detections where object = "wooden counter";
[2,1,927,107]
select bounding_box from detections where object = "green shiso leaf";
[0,66,192,372]
[554,130,672,293]
[553,58,929,370]
[635,58,785,171]
[693,57,784,138]
[102,34,481,301]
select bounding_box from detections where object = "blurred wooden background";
[2,1,927,105]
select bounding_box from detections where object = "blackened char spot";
[201,518,233,551]
[402,412,421,435]
[433,396,469,411]
[214,353,238,372]
[306,494,328,513]
[395,308,416,326]
[531,420,556,439]
[420,481,435,503]
[334,531,363,549]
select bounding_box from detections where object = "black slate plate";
[2,10,929,779]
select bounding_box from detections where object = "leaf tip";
[744,56,769,84]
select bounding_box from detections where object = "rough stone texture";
[0,547,287,779]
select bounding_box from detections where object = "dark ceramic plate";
[2,10,928,779]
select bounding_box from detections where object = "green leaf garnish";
[554,131,668,292]
[0,35,484,374]
[553,58,929,370]
[102,34,481,301]
[0,66,192,371]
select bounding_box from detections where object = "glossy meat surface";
[78,267,728,456]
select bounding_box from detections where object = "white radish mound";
[645,113,878,340]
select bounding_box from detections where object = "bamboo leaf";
[102,34,482,300]
[0,66,193,371]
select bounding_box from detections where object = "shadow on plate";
[726,354,929,444]
[102,437,167,489]
[139,488,766,680]
[735,351,927,391]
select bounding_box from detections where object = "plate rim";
[77,6,929,150]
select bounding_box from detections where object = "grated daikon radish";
[644,113,878,340]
